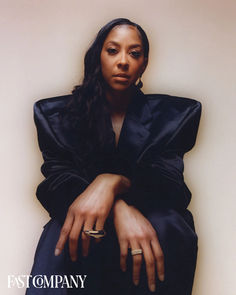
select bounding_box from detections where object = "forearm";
[36,172,89,224]
[75,173,132,221]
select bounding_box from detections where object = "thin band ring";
[131,249,143,256]
[83,230,106,239]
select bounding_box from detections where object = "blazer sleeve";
[122,100,202,214]
[34,101,90,225]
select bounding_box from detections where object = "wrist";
[113,198,128,217]
[96,173,131,196]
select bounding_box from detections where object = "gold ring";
[131,249,143,256]
[83,230,106,239]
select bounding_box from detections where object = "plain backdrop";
[1,0,235,294]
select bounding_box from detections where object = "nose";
[117,51,129,70]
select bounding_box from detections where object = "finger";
[69,218,83,262]
[94,238,101,244]
[119,240,129,272]
[81,218,96,257]
[95,215,106,230]
[55,213,74,256]
[93,216,106,243]
[130,241,143,286]
[151,238,165,282]
[142,241,156,293]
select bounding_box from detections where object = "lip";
[113,73,130,79]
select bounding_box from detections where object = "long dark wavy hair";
[62,18,149,170]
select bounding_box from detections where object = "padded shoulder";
[143,93,202,154]
[34,94,73,116]
[145,93,201,111]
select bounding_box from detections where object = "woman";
[28,18,201,295]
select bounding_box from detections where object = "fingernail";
[159,274,164,281]
[54,248,60,256]
[150,284,156,292]
[134,280,139,286]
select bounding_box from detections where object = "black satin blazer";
[33,89,201,225]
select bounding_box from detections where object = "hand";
[54,173,122,261]
[113,199,164,293]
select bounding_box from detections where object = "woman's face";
[100,25,147,92]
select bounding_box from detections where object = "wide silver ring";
[131,249,143,256]
[83,230,106,239]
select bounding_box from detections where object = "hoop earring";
[135,77,143,89]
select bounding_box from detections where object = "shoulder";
[33,94,73,116]
[33,94,78,151]
[141,93,202,152]
[144,93,202,115]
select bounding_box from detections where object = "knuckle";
[98,207,106,217]
[81,234,88,241]
[69,205,80,216]
[87,209,97,218]
[128,231,150,242]
[156,252,164,261]
[127,233,136,240]
[133,255,142,264]
[78,207,87,217]
[151,230,157,237]
[68,205,73,213]
[61,227,70,236]
[138,231,149,241]
[146,258,155,267]
[120,252,127,259]
[119,237,126,244]
[139,234,148,242]
[69,234,77,243]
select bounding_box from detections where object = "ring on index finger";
[83,230,106,239]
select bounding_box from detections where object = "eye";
[107,48,117,55]
[130,51,142,58]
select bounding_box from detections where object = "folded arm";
[34,101,133,220]
[34,101,93,224]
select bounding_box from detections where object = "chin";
[109,82,132,92]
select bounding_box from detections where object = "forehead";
[103,25,143,46]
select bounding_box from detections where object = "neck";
[105,87,135,115]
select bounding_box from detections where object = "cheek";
[100,54,107,73]
[101,59,111,78]
[101,65,110,82]
[132,63,144,79]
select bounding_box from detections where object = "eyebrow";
[105,41,142,49]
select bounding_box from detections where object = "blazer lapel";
[45,90,153,167]
[116,89,153,164]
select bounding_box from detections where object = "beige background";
[1,0,235,294]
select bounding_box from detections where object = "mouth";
[113,73,130,81]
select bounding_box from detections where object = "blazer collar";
[114,88,153,164]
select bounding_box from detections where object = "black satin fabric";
[27,89,201,295]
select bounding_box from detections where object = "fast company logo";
[8,274,87,289]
